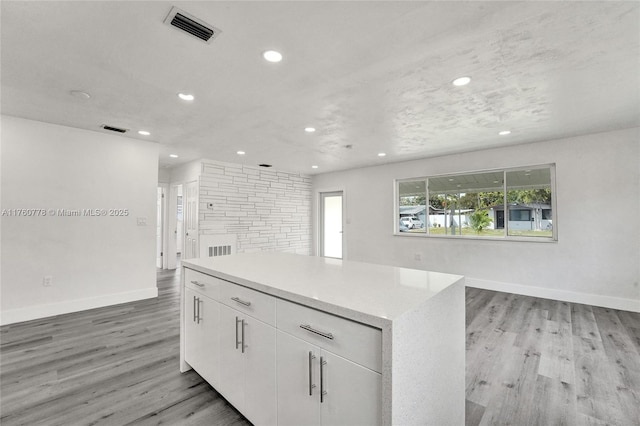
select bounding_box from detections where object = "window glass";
[395,164,555,240]
[398,180,426,233]
[509,209,531,221]
[428,171,504,237]
[506,168,553,237]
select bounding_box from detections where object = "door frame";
[166,184,182,270]
[183,180,199,260]
[157,184,168,269]
[316,189,345,259]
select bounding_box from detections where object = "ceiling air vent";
[101,124,128,133]
[164,6,221,44]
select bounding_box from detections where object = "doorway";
[183,180,199,260]
[320,191,343,259]
[156,186,165,269]
[496,210,505,229]
[165,184,184,269]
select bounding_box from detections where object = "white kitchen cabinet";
[181,252,466,425]
[243,313,277,425]
[218,302,277,426]
[184,287,219,387]
[320,350,382,426]
[276,329,381,426]
[218,303,245,409]
[276,331,320,426]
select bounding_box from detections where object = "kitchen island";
[180,252,465,425]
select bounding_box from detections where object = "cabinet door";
[184,288,219,386]
[218,304,245,409]
[198,294,220,387]
[320,350,382,426]
[184,288,205,376]
[243,317,277,426]
[276,331,320,426]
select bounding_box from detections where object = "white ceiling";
[1,1,638,175]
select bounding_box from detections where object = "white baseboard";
[466,278,640,313]
[0,287,159,326]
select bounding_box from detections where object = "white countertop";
[182,252,463,327]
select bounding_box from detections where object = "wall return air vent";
[164,6,221,43]
[101,124,128,133]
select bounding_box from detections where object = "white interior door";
[176,185,183,255]
[320,192,343,259]
[156,186,164,268]
[183,180,198,260]
[167,184,181,269]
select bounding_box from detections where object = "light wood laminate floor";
[465,287,640,426]
[1,268,638,425]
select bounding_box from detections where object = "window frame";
[394,164,557,242]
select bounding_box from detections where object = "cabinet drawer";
[184,268,224,300]
[219,281,276,326]
[276,299,382,373]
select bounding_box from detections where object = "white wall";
[1,116,159,324]
[199,160,312,255]
[158,167,171,184]
[169,160,202,184]
[313,128,640,311]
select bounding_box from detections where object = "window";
[505,167,553,237]
[509,209,531,221]
[395,165,556,240]
[398,180,426,233]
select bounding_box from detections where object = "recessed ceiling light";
[237,151,246,155]
[304,127,316,133]
[178,93,195,101]
[378,153,386,157]
[169,154,179,158]
[70,90,91,99]
[448,178,455,182]
[452,76,471,86]
[498,130,511,136]
[312,165,318,169]
[138,130,150,136]
[263,50,283,63]
[493,180,500,184]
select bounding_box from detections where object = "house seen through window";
[396,165,555,240]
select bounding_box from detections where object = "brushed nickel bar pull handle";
[320,357,327,403]
[300,324,334,340]
[196,298,201,324]
[241,319,246,354]
[193,296,197,322]
[190,280,205,288]
[308,351,316,396]
[231,297,251,307]
[235,316,241,350]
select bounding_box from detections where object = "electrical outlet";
[136,217,147,226]
[43,275,53,287]
[414,253,422,261]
